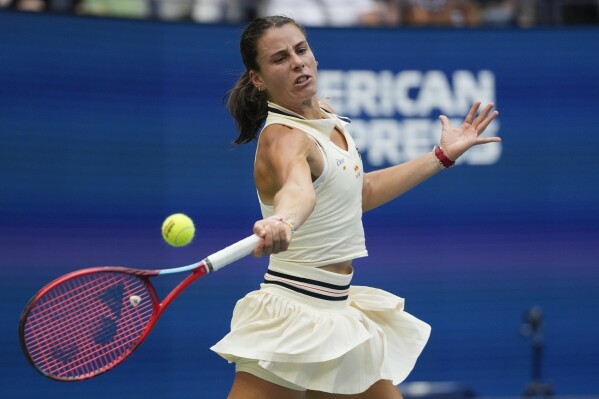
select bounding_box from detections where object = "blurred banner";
[1,11,598,399]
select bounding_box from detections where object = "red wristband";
[434,146,455,169]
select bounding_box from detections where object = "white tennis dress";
[210,102,431,394]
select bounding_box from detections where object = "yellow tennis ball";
[162,213,195,247]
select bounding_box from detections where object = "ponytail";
[226,70,268,144]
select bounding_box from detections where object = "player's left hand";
[439,102,501,161]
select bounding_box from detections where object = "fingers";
[473,103,498,134]
[474,103,493,126]
[464,101,481,125]
[476,136,502,144]
[438,114,450,129]
[439,102,500,157]
[252,218,292,258]
[471,103,501,144]
[441,102,497,133]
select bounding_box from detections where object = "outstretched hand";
[439,102,501,161]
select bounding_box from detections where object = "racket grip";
[206,234,260,271]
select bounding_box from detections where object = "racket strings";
[25,273,152,378]
[32,300,154,376]
[22,271,155,380]
[26,280,117,352]
[26,278,145,353]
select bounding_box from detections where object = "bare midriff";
[318,260,353,275]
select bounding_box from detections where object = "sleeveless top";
[257,101,368,267]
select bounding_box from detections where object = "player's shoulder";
[260,123,312,151]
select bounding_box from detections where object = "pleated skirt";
[210,260,431,394]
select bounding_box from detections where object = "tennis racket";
[19,234,260,382]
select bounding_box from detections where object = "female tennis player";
[211,15,500,399]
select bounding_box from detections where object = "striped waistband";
[263,267,351,301]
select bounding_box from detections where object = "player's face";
[252,24,318,108]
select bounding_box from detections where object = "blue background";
[1,11,598,398]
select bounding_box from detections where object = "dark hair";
[227,16,306,144]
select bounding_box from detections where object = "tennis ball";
[162,213,195,247]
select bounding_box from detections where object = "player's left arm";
[361,102,500,212]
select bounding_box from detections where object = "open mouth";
[295,75,311,85]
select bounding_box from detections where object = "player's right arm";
[252,124,320,257]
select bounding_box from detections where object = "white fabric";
[258,102,368,268]
[211,263,431,394]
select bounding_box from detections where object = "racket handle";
[206,234,260,271]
